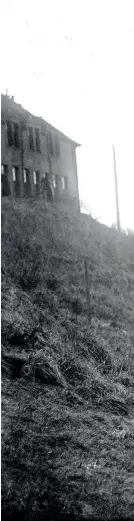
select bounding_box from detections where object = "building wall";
[1,96,80,208]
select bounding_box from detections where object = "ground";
[1,198,134,521]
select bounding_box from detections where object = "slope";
[1,198,134,521]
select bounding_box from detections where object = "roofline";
[1,94,81,147]
[40,117,81,147]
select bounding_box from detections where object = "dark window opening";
[1,165,10,196]
[7,121,13,146]
[14,123,20,148]
[35,128,41,152]
[33,171,40,196]
[47,132,53,156]
[23,169,31,196]
[55,135,60,157]
[28,127,34,150]
[12,167,20,196]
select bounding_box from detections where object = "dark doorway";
[33,171,40,196]
[23,169,31,197]
[1,165,10,196]
[12,167,20,197]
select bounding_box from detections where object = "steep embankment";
[1,198,134,521]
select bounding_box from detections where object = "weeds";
[1,198,134,521]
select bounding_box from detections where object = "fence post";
[84,258,91,323]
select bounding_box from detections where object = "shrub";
[71,298,83,314]
[46,275,59,292]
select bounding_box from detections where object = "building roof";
[1,94,80,148]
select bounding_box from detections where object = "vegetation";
[1,198,134,521]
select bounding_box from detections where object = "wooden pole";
[20,123,25,196]
[84,259,91,322]
[21,125,24,174]
[113,145,121,232]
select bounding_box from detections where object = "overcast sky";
[1,0,134,229]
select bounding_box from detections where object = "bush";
[71,298,83,314]
[46,275,59,292]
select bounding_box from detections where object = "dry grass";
[1,198,134,521]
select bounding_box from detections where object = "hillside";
[1,198,134,521]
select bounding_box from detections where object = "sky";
[1,0,134,229]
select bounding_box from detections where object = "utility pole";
[20,123,25,197]
[84,258,91,323]
[113,145,121,232]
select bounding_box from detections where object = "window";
[1,165,10,196]
[14,123,20,148]
[12,167,16,181]
[12,166,19,182]
[23,169,31,196]
[23,169,30,184]
[47,132,53,156]
[61,176,68,191]
[7,121,13,146]
[33,171,37,185]
[52,174,56,190]
[33,171,40,185]
[61,177,65,190]
[35,128,41,152]
[65,176,68,191]
[55,135,60,157]
[23,169,27,183]
[28,127,34,150]
[12,167,20,196]
[33,171,40,195]
[1,164,8,175]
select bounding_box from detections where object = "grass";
[1,197,134,521]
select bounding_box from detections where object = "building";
[1,94,80,208]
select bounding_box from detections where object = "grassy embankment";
[1,198,134,521]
